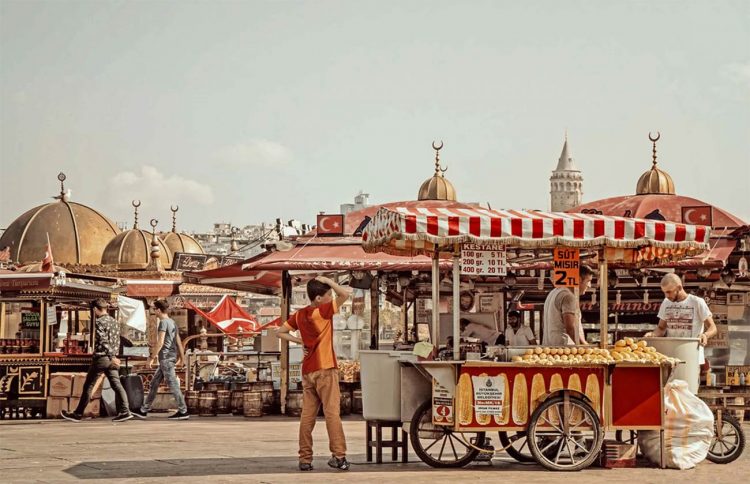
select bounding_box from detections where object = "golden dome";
[417,141,458,201]
[636,132,675,195]
[0,177,120,265]
[101,229,173,270]
[162,232,205,255]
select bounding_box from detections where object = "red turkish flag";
[41,242,54,272]
[681,206,712,226]
[316,214,345,236]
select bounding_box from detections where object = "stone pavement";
[0,415,747,483]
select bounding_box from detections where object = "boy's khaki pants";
[299,368,347,463]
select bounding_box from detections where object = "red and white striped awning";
[361,201,710,257]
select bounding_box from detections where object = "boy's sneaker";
[112,412,133,423]
[327,456,350,471]
[168,410,189,420]
[61,410,82,422]
[131,409,148,419]
[298,462,313,471]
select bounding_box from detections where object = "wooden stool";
[366,420,408,463]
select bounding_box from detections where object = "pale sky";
[1,0,748,232]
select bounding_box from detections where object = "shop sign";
[432,380,454,425]
[171,252,245,271]
[705,324,729,349]
[460,244,507,276]
[46,306,58,326]
[21,312,41,329]
[126,283,179,297]
[553,248,580,288]
[0,276,51,291]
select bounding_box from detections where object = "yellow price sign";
[553,248,580,288]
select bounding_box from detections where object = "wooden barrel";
[216,390,231,414]
[243,391,263,417]
[231,390,245,415]
[286,390,304,417]
[186,390,201,415]
[198,391,217,417]
[352,389,363,414]
[251,381,275,413]
[206,382,226,392]
[231,382,252,392]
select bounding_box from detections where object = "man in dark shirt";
[62,298,132,422]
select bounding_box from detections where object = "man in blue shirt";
[132,299,188,420]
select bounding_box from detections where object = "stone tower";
[550,135,583,212]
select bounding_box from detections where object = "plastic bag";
[639,379,714,469]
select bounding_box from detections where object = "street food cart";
[361,202,718,470]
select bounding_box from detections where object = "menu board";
[460,244,507,276]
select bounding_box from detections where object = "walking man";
[132,299,188,420]
[62,298,132,422]
[276,276,352,472]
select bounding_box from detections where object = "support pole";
[452,253,460,361]
[370,274,379,350]
[599,253,608,349]
[431,252,440,347]
[280,270,291,414]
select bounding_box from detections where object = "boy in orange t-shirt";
[276,275,352,471]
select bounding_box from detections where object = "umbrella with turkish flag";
[41,233,54,272]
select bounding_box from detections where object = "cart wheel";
[498,431,535,462]
[527,395,603,471]
[614,430,638,445]
[707,412,745,464]
[409,400,486,468]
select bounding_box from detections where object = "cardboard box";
[49,373,76,397]
[71,372,88,397]
[46,396,69,418]
[68,397,101,418]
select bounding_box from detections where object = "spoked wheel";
[707,412,745,464]
[615,430,638,445]
[527,395,603,471]
[409,400,486,468]
[498,431,535,462]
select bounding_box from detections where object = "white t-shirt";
[461,323,502,346]
[506,325,536,346]
[657,294,712,363]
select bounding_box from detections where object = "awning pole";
[599,252,608,349]
[452,252,460,361]
[431,251,440,348]
[280,270,291,414]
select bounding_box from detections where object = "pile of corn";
[510,338,677,365]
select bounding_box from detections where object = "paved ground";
[0,414,747,483]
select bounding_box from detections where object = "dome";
[0,199,120,266]
[636,166,675,195]
[101,229,173,270]
[417,142,457,201]
[635,132,675,195]
[418,175,457,201]
[162,232,205,255]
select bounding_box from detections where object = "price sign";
[553,248,580,288]
[460,244,507,276]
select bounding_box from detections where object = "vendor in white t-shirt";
[504,310,537,346]
[646,273,717,364]
[460,318,504,346]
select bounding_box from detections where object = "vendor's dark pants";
[75,355,130,415]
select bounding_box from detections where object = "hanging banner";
[553,248,580,287]
[460,244,507,276]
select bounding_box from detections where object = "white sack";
[117,295,147,332]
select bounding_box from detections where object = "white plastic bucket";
[360,350,416,421]
[643,337,701,394]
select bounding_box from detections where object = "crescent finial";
[132,200,141,229]
[171,205,179,213]
[170,205,179,232]
[648,131,661,142]
[432,140,443,151]
[648,132,661,167]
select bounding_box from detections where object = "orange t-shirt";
[285,299,339,375]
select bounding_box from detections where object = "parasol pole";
[452,249,460,361]
[599,251,608,349]
[431,250,440,348]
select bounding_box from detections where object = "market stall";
[361,202,716,470]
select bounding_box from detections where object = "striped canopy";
[361,201,711,257]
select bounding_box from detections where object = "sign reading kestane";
[460,244,507,276]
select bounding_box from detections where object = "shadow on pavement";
[64,455,541,478]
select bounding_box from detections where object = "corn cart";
[399,359,670,470]
[361,200,712,470]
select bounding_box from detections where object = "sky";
[1,0,748,232]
